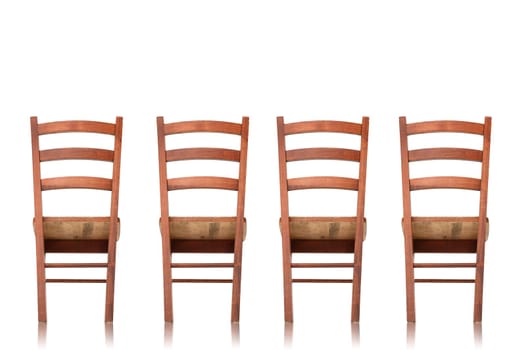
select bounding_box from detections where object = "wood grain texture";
[406,120,484,135]
[40,148,113,162]
[288,176,358,191]
[163,120,242,135]
[284,120,361,135]
[409,176,481,191]
[41,176,113,191]
[408,148,482,162]
[166,148,240,162]
[286,147,360,162]
[37,120,116,135]
[167,176,238,191]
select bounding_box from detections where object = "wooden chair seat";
[406,217,488,241]
[167,217,246,240]
[35,217,121,240]
[280,217,366,240]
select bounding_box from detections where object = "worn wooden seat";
[281,217,366,240]
[409,217,488,241]
[399,117,492,323]
[167,217,246,240]
[30,117,122,322]
[157,117,249,322]
[37,217,121,240]
[277,117,369,323]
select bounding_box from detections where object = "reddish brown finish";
[277,117,369,323]
[30,116,123,323]
[157,117,249,323]
[399,116,491,323]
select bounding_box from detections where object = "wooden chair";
[157,117,249,322]
[277,117,369,322]
[399,117,491,322]
[30,116,123,322]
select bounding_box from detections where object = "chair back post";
[231,116,249,321]
[30,116,47,322]
[156,116,174,322]
[276,116,294,322]
[474,116,492,321]
[351,116,369,322]
[399,116,416,322]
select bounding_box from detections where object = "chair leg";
[351,242,363,322]
[473,262,485,322]
[36,244,47,322]
[104,239,117,322]
[282,246,293,322]
[404,238,416,322]
[162,237,174,323]
[231,240,243,322]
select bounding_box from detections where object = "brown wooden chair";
[399,117,491,322]
[157,117,249,322]
[277,117,369,322]
[30,116,123,322]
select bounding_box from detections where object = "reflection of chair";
[277,117,369,322]
[157,117,249,322]
[399,117,492,322]
[30,117,123,322]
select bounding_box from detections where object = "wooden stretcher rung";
[172,279,233,283]
[291,263,354,268]
[45,263,108,268]
[171,263,234,268]
[414,263,476,268]
[46,279,107,283]
[293,279,353,283]
[415,279,475,283]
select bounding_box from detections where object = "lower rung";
[171,263,234,268]
[292,263,354,268]
[46,279,107,283]
[293,279,353,283]
[45,263,108,268]
[415,279,475,283]
[172,279,233,283]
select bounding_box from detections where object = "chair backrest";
[156,117,249,239]
[31,117,123,224]
[399,117,492,240]
[277,117,369,231]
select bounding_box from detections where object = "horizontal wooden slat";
[284,120,362,135]
[41,176,113,191]
[292,279,353,283]
[45,263,108,268]
[170,239,235,253]
[408,148,482,162]
[38,120,116,135]
[415,279,475,283]
[40,148,114,162]
[410,176,481,191]
[46,279,107,283]
[167,176,238,191]
[288,176,358,191]
[286,148,360,162]
[44,239,109,253]
[291,263,354,268]
[166,148,240,162]
[414,263,476,268]
[172,279,233,283]
[171,263,234,268]
[163,120,241,135]
[413,239,477,253]
[291,240,355,253]
[406,120,484,135]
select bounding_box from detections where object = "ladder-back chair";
[157,117,249,322]
[277,117,369,322]
[31,116,123,322]
[399,116,491,322]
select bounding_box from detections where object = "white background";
[1,1,525,349]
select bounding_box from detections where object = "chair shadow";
[231,322,240,348]
[164,322,240,348]
[38,322,46,348]
[406,322,483,348]
[284,322,360,348]
[105,323,114,347]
